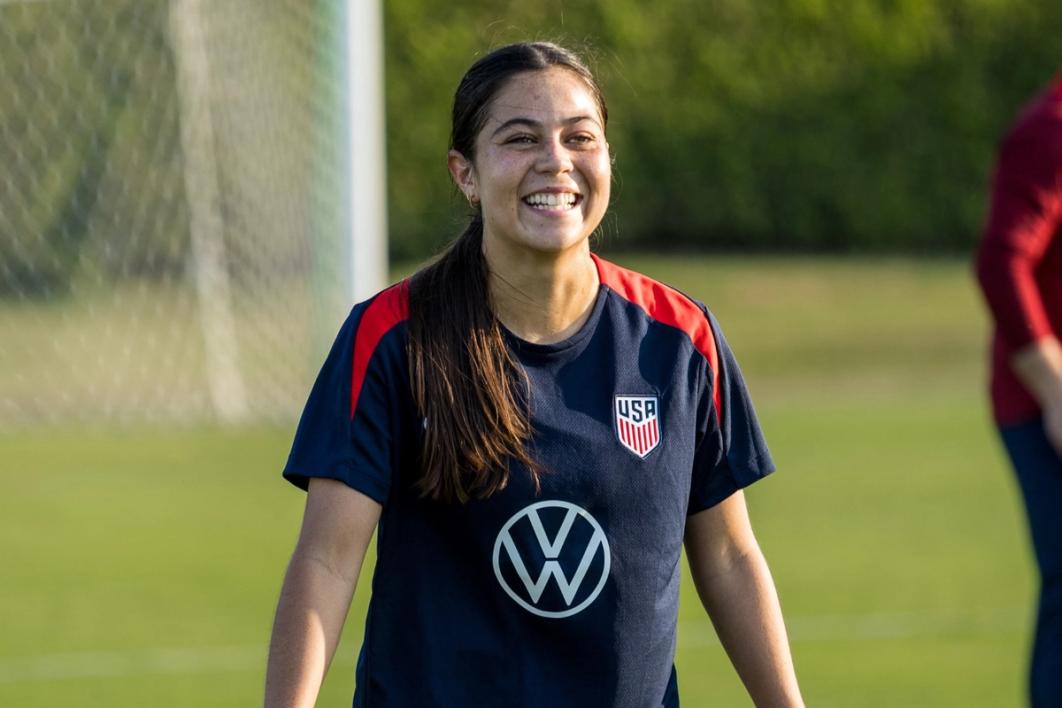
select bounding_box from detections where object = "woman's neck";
[485,241,599,345]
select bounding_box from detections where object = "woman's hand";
[1011,337,1062,457]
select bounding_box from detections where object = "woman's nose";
[536,137,573,174]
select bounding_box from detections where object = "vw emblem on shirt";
[615,394,661,459]
[492,501,611,619]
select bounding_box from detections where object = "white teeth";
[524,192,578,209]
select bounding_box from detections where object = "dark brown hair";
[407,42,608,503]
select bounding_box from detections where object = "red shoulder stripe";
[350,280,410,419]
[592,254,723,423]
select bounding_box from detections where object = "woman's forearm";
[264,549,359,708]
[694,545,803,708]
[264,548,359,708]
[265,480,380,707]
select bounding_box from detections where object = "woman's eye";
[506,135,535,144]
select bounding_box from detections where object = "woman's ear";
[447,150,478,205]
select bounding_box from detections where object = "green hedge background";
[384,0,1061,259]
[2,0,1059,287]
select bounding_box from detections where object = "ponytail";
[407,218,541,503]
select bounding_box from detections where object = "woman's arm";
[264,478,382,708]
[974,122,1062,354]
[685,490,803,708]
[974,115,1062,450]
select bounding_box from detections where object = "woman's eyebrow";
[490,115,601,138]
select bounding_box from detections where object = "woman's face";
[450,67,611,259]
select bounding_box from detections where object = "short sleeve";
[282,283,411,505]
[688,311,775,514]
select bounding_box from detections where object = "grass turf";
[0,254,1036,706]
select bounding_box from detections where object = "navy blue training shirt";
[283,254,775,708]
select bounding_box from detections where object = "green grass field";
[0,255,1036,706]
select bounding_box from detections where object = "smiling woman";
[265,42,804,708]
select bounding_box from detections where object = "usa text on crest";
[614,395,661,458]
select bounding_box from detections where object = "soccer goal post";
[348,0,388,303]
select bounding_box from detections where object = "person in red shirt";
[976,73,1062,708]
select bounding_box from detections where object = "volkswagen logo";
[492,501,611,619]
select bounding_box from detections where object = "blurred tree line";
[2,0,1059,301]
[385,0,1062,258]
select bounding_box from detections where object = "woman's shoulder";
[592,253,720,366]
[350,279,410,325]
[335,279,412,374]
[340,279,411,342]
[593,254,713,322]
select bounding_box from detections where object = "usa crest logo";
[614,395,661,458]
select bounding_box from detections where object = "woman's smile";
[522,189,582,212]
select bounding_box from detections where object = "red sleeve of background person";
[976,80,1062,347]
[350,280,410,419]
[593,254,723,425]
[975,76,1062,423]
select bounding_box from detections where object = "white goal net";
[0,0,377,429]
